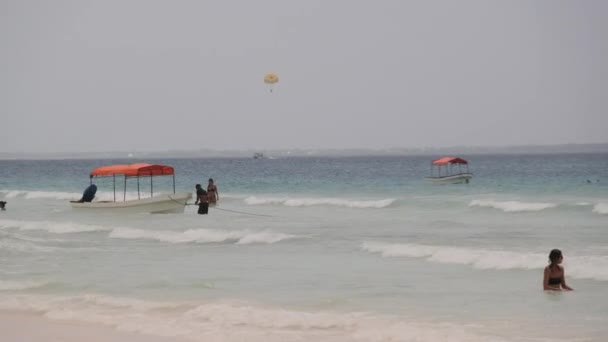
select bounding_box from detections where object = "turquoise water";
[1,154,607,341]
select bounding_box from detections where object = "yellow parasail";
[264,73,279,84]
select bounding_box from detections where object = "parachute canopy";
[264,73,279,84]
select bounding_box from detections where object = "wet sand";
[0,311,188,342]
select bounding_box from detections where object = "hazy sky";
[1,0,607,153]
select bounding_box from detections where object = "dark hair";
[548,249,563,266]
[195,184,201,188]
[208,178,214,182]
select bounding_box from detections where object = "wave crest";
[0,219,110,234]
[109,227,297,245]
[244,196,395,208]
[592,203,608,215]
[0,189,160,201]
[0,280,50,291]
[469,199,557,212]
[362,242,608,281]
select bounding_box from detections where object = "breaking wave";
[0,280,50,291]
[109,227,298,245]
[0,219,297,245]
[0,189,158,201]
[362,242,608,281]
[469,199,557,212]
[0,219,110,234]
[1,190,82,200]
[0,237,59,253]
[244,196,396,209]
[593,203,608,215]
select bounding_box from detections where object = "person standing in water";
[194,184,209,215]
[207,178,219,205]
[543,249,573,291]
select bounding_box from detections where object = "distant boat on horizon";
[253,152,268,159]
[424,156,472,184]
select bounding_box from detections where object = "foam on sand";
[0,294,511,342]
[0,311,187,342]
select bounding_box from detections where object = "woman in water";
[207,178,219,205]
[543,249,573,291]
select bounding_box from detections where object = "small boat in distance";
[424,157,473,184]
[253,152,268,159]
[70,163,192,213]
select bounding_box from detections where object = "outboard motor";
[79,184,97,203]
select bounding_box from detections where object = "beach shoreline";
[0,310,187,342]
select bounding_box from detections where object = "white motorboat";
[424,157,473,184]
[70,193,191,214]
[70,163,192,214]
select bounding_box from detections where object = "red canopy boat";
[70,163,192,213]
[425,157,472,184]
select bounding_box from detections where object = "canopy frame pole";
[124,176,127,202]
[113,174,116,202]
[137,176,140,200]
[173,174,176,194]
[150,173,153,198]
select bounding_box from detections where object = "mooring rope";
[211,206,275,217]
[182,201,275,218]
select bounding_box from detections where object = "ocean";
[0,153,607,341]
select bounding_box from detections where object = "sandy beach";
[0,311,188,342]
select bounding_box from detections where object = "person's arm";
[561,270,573,291]
[215,186,219,200]
[194,191,199,205]
[543,267,551,290]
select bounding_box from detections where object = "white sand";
[0,311,189,342]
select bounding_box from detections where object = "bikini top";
[548,277,562,285]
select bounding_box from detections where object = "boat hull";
[424,173,473,184]
[70,193,192,214]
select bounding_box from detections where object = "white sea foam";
[0,294,509,342]
[362,242,608,281]
[244,196,396,208]
[592,203,608,215]
[0,189,156,201]
[469,199,557,212]
[1,190,81,200]
[2,190,27,198]
[0,219,110,234]
[0,280,49,291]
[109,227,297,245]
[0,238,59,253]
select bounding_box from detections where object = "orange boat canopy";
[432,157,468,165]
[90,163,175,177]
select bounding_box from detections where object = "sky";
[1,0,607,153]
